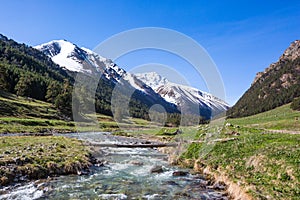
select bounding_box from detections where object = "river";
[0,132,228,200]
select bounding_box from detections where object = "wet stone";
[150,165,163,173]
[172,171,189,176]
[163,180,179,186]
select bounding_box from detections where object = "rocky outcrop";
[280,40,300,61]
[252,40,300,85]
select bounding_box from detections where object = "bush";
[291,97,300,111]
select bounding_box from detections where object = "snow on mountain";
[35,40,86,72]
[135,72,229,117]
[34,40,178,113]
[35,40,228,118]
[34,40,126,81]
[135,72,168,89]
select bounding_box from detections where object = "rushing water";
[0,132,228,200]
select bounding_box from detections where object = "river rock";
[150,165,163,173]
[163,180,179,186]
[90,157,105,167]
[129,160,144,166]
[77,170,89,176]
[213,182,226,190]
[172,171,188,176]
[207,181,226,190]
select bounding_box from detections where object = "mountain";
[35,40,179,117]
[35,40,125,80]
[227,40,300,118]
[134,72,168,89]
[35,40,230,120]
[135,72,229,118]
[0,34,74,118]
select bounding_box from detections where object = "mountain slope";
[35,40,126,80]
[135,72,229,119]
[0,34,78,118]
[35,40,179,117]
[227,40,300,118]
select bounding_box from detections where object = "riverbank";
[0,135,98,187]
[176,125,300,200]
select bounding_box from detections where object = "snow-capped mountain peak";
[135,72,229,117]
[34,40,126,79]
[35,40,84,72]
[135,72,168,89]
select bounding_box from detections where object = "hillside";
[227,103,300,131]
[0,90,157,133]
[0,90,77,133]
[227,40,300,118]
[0,34,75,118]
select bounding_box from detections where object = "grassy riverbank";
[177,104,300,199]
[0,136,93,186]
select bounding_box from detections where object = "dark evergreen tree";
[291,97,300,111]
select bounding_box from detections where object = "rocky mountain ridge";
[252,40,300,85]
[228,40,300,118]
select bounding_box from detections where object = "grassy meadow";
[177,104,300,199]
[0,91,155,134]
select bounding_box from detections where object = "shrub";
[291,97,300,111]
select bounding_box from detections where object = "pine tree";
[54,80,73,119]
[46,81,62,103]
[291,98,300,111]
[0,66,8,91]
[15,74,32,97]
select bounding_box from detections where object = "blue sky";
[1,0,300,105]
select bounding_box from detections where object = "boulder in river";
[150,165,163,173]
[172,171,189,176]
[129,160,144,166]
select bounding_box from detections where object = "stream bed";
[0,132,228,200]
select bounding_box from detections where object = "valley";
[0,17,300,200]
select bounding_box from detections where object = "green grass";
[0,117,78,133]
[206,132,299,199]
[0,91,59,119]
[0,136,92,186]
[227,103,300,131]
[178,103,300,199]
[179,127,300,199]
[0,91,77,133]
[0,91,162,134]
